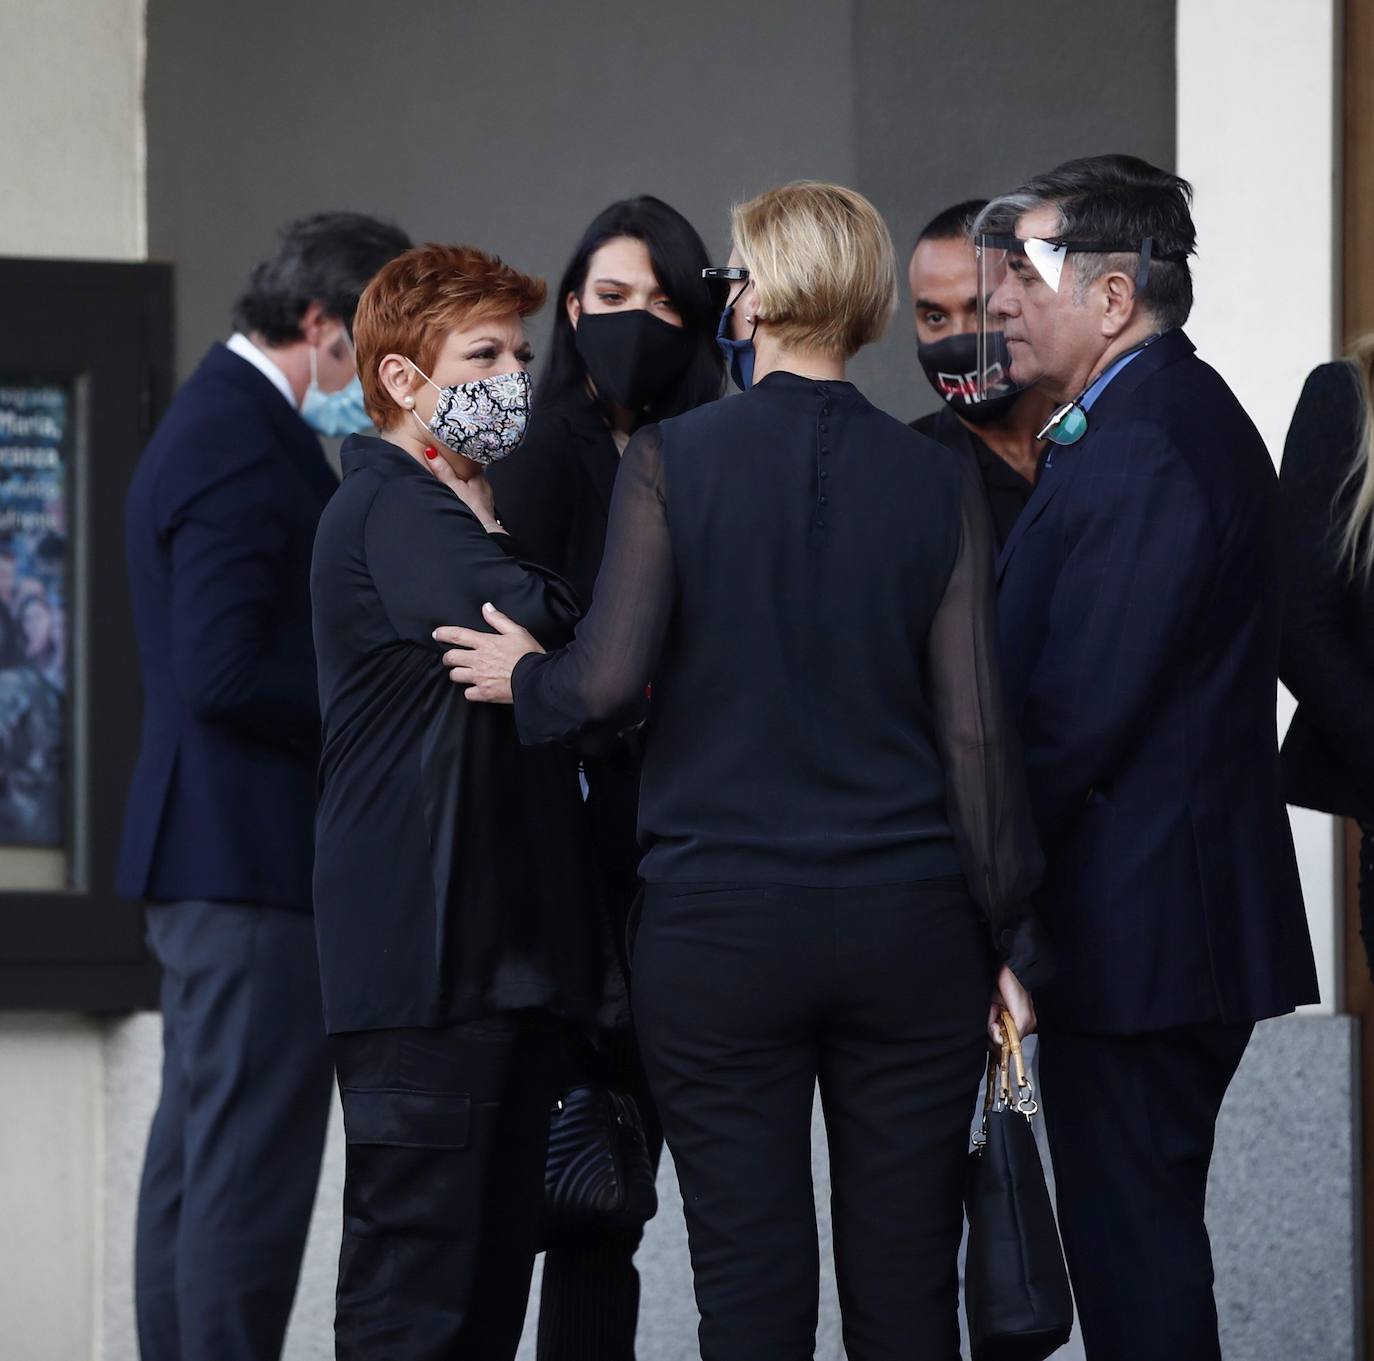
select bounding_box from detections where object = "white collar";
[226,332,298,409]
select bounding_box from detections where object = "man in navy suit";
[120,211,410,1361]
[978,157,1318,1360]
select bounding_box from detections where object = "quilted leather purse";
[544,1084,658,1240]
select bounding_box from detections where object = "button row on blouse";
[816,403,831,529]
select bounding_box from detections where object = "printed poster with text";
[0,381,69,846]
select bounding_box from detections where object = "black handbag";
[964,1011,1074,1361]
[543,1084,658,1242]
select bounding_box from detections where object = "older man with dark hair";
[979,155,1318,1360]
[120,210,411,1361]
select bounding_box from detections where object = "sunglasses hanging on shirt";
[1038,400,1090,447]
[1037,333,1166,448]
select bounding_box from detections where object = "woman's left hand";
[433,603,542,703]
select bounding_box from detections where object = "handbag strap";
[972,1010,1040,1150]
[1000,1010,1039,1116]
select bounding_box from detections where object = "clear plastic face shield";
[974,232,1159,408]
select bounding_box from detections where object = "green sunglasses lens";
[1041,402,1088,446]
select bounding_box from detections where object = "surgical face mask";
[716,294,757,392]
[916,331,1021,426]
[301,331,371,436]
[573,309,697,411]
[409,362,531,466]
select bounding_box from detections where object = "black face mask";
[916,330,1021,427]
[573,309,697,412]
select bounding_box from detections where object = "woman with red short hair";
[311,243,618,1360]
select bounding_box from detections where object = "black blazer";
[310,434,615,1034]
[996,329,1318,1033]
[1277,360,1374,823]
[118,344,337,911]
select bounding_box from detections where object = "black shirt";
[488,395,644,914]
[911,403,1034,552]
[511,372,1047,981]
[489,394,621,608]
[311,434,616,1034]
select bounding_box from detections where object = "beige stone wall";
[0,1,145,1357]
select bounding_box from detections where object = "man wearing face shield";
[907,199,1055,549]
[977,155,1318,1361]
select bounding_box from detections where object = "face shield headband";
[980,233,1174,294]
[974,233,1187,402]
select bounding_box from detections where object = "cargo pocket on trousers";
[340,1088,472,1150]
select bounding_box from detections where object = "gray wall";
[146,0,1174,418]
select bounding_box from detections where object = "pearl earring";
[403,395,415,408]
[745,314,754,325]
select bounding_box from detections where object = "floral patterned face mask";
[407,362,531,466]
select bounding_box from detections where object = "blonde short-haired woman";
[1279,337,1374,981]
[438,182,1050,1359]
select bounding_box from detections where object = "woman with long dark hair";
[492,195,723,595]
[487,196,723,1361]
[1279,336,1374,979]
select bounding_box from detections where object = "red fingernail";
[424,446,438,460]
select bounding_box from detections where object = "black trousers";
[539,750,663,1361]
[1038,1022,1253,1361]
[330,1011,566,1361]
[136,900,334,1361]
[633,880,992,1361]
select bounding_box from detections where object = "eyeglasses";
[702,266,749,282]
[1038,400,1089,447]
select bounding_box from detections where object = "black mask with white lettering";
[917,331,1021,426]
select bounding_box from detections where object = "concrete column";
[1177,0,1344,1010]
[0,2,145,1358]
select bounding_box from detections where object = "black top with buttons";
[510,370,1048,981]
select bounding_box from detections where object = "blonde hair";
[730,181,898,358]
[1338,333,1374,583]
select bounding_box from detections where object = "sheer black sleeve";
[512,424,673,743]
[925,455,1051,986]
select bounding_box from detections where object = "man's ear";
[1100,269,1138,340]
[299,300,330,347]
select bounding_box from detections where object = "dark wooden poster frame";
[0,259,172,1012]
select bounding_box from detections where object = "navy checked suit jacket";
[996,329,1318,1033]
[117,344,338,911]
